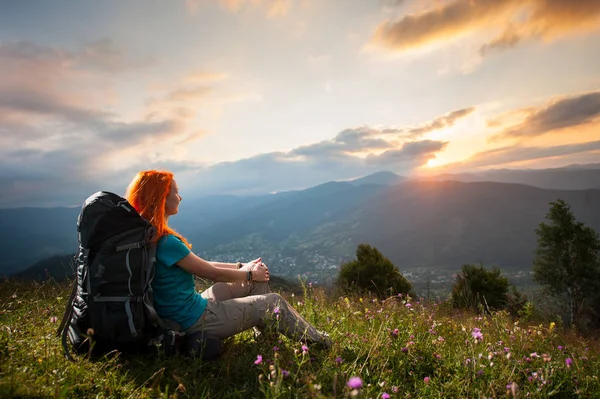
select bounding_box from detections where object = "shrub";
[337,243,412,298]
[451,264,514,314]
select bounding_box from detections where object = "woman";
[125,170,331,347]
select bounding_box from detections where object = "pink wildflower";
[347,376,363,389]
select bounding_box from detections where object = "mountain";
[2,164,600,278]
[0,207,80,275]
[355,180,600,269]
[345,171,405,186]
[425,164,600,190]
[12,254,75,281]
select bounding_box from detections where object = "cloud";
[0,41,209,207]
[371,0,600,55]
[491,90,600,141]
[186,137,447,196]
[1,102,456,206]
[446,140,600,171]
[366,140,448,166]
[406,107,475,137]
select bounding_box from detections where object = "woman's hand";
[251,262,270,282]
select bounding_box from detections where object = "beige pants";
[186,280,324,343]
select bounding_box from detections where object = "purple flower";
[401,347,408,353]
[254,354,263,365]
[558,345,564,350]
[424,376,430,384]
[391,328,399,338]
[347,377,363,389]
[566,358,573,367]
[405,303,412,308]
[382,393,390,399]
[273,307,280,314]
[302,344,309,354]
[472,327,483,341]
[335,356,343,364]
[391,386,399,393]
[273,346,279,352]
[281,369,289,377]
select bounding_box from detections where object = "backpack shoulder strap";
[56,276,78,338]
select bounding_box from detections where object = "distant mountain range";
[2,164,600,279]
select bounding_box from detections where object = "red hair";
[125,170,191,248]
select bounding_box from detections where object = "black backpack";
[57,191,222,360]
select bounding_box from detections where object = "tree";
[451,263,511,313]
[337,243,413,298]
[532,199,600,328]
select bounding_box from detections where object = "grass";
[1,278,599,398]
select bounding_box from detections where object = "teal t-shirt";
[153,234,207,330]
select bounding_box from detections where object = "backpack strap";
[142,244,168,331]
[56,276,78,361]
[56,274,78,338]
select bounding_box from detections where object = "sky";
[1,0,599,207]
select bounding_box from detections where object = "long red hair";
[125,170,191,248]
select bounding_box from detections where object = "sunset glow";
[1,0,599,207]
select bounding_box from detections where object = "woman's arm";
[210,258,262,270]
[177,253,269,282]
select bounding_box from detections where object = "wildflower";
[565,358,573,367]
[391,328,399,338]
[391,386,399,393]
[49,316,58,323]
[542,354,551,362]
[335,356,343,365]
[401,347,408,353]
[382,393,390,399]
[347,376,363,389]
[301,344,309,355]
[308,282,313,288]
[424,376,430,384]
[254,355,263,365]
[273,346,279,352]
[506,382,518,397]
[504,347,510,353]
[281,369,289,377]
[273,307,280,314]
[472,328,483,341]
[558,345,564,350]
[405,303,412,308]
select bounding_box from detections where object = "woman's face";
[165,179,182,216]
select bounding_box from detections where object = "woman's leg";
[187,293,330,346]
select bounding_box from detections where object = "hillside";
[3,165,600,279]
[1,278,599,398]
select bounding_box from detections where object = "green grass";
[1,278,599,398]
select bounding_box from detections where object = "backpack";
[56,191,222,360]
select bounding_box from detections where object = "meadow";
[1,278,599,398]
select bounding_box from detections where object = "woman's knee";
[264,293,285,307]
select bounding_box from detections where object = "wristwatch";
[246,270,253,282]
